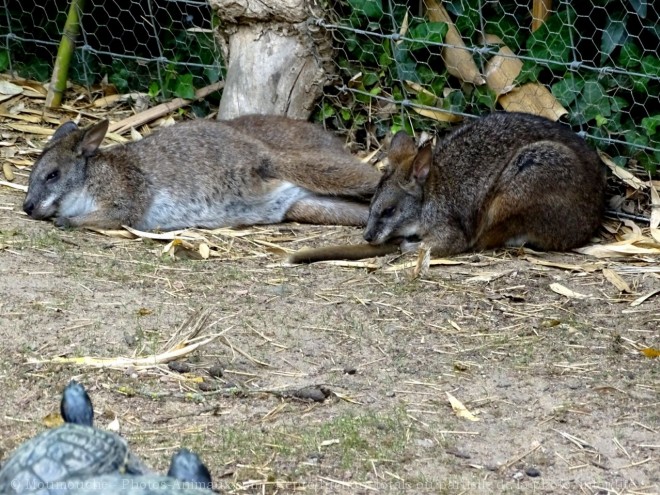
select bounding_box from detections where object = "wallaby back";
[364,112,605,255]
[24,116,381,231]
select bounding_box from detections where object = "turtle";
[0,380,149,495]
[57,448,215,494]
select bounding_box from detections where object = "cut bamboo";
[46,0,86,108]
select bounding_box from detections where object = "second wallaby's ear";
[412,141,433,184]
[388,131,418,168]
[51,121,80,143]
[78,119,109,157]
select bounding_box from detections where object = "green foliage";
[319,0,659,174]
[0,2,223,104]
[0,51,9,72]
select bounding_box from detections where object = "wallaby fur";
[23,116,382,231]
[364,112,606,256]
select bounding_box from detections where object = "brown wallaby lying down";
[288,112,605,263]
[23,116,381,231]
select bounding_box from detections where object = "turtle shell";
[0,423,145,495]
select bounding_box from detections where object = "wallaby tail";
[287,243,399,264]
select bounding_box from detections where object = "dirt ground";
[1,174,658,494]
[0,95,659,494]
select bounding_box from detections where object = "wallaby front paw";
[53,216,73,229]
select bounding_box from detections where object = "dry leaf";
[426,0,485,85]
[2,163,14,181]
[498,83,567,120]
[601,268,632,293]
[446,392,480,421]
[413,245,431,278]
[630,288,660,307]
[411,106,463,123]
[650,183,660,243]
[598,150,648,190]
[640,348,660,359]
[576,239,660,258]
[42,412,64,428]
[107,417,121,432]
[483,36,522,96]
[549,283,591,299]
[199,242,210,259]
[0,80,23,96]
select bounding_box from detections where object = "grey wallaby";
[23,115,381,231]
[288,112,605,263]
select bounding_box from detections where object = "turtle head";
[61,380,94,426]
[167,448,212,486]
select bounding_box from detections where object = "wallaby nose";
[23,200,34,216]
[363,230,374,243]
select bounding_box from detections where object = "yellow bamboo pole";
[46,0,86,108]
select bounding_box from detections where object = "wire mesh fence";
[0,0,657,172]
[319,0,659,173]
[0,0,223,101]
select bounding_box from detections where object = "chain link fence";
[319,0,659,173]
[1,0,657,172]
[0,0,223,102]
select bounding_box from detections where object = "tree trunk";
[209,0,333,120]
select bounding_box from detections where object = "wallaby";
[364,111,605,255]
[288,112,605,263]
[23,116,381,230]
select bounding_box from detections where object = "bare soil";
[1,177,658,494]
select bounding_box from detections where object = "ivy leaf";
[552,73,585,106]
[619,41,642,68]
[573,80,610,124]
[641,115,660,136]
[407,22,448,51]
[347,0,383,19]
[0,51,8,72]
[173,74,195,99]
[640,55,660,77]
[526,7,574,70]
[601,12,628,64]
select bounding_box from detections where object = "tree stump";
[209,0,334,119]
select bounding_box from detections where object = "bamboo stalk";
[46,0,86,108]
[531,0,552,32]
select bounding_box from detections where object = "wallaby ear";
[388,131,418,169]
[78,119,109,157]
[411,141,433,184]
[51,121,80,143]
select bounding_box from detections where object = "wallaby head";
[363,131,432,247]
[23,120,109,221]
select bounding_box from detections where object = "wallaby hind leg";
[477,141,603,251]
[286,196,370,226]
[273,150,381,199]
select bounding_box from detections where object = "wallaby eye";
[46,170,60,182]
[381,206,395,218]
